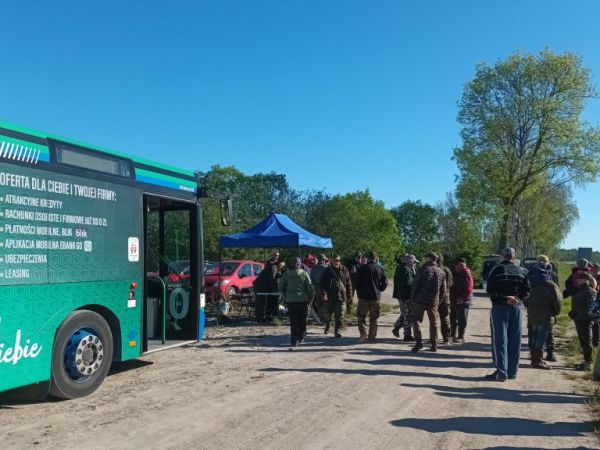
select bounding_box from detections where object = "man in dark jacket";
[437,254,454,345]
[527,255,560,361]
[356,251,388,343]
[346,252,364,314]
[486,247,530,381]
[310,254,329,321]
[392,254,417,341]
[411,252,446,353]
[253,250,280,323]
[321,255,353,337]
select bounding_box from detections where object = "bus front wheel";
[49,310,114,399]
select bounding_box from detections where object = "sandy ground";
[0,288,598,450]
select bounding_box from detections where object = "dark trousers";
[255,294,267,322]
[438,302,451,340]
[490,304,522,379]
[593,321,600,346]
[357,299,380,339]
[529,324,550,352]
[325,298,343,332]
[413,303,439,345]
[450,304,469,338]
[575,320,593,362]
[288,302,308,345]
[527,321,555,352]
[266,294,279,319]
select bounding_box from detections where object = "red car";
[204,260,264,301]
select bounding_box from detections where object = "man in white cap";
[485,247,530,381]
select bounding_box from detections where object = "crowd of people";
[253,247,600,379]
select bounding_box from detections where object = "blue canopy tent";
[219,213,333,250]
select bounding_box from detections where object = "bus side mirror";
[220,198,233,226]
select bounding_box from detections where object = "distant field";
[556,261,573,291]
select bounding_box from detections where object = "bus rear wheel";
[49,310,114,399]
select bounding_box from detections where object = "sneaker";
[443,339,449,345]
[429,345,437,352]
[324,329,329,335]
[576,362,591,371]
[358,335,368,342]
[545,351,557,362]
[334,332,342,338]
[508,375,517,380]
[485,371,507,382]
[392,327,400,338]
[403,335,415,342]
[411,342,423,353]
[452,337,460,343]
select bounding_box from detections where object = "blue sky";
[1,1,599,250]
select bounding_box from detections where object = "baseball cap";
[501,247,516,258]
[333,254,342,261]
[576,258,589,268]
[538,254,549,263]
[407,254,419,263]
[318,253,329,262]
[425,252,438,260]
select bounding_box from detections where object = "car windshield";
[206,262,240,276]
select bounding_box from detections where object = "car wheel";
[49,310,113,399]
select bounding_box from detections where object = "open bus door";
[142,195,201,353]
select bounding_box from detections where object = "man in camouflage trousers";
[392,254,418,341]
[320,255,353,337]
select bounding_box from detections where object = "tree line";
[196,49,600,275]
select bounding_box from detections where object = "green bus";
[0,121,211,399]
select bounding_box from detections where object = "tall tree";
[310,191,403,271]
[455,50,600,251]
[391,200,439,258]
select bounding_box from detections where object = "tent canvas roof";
[219,213,333,249]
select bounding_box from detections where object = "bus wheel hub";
[65,330,104,379]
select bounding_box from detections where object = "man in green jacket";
[278,257,315,348]
[321,255,353,338]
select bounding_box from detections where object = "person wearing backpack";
[527,255,560,361]
[523,271,562,370]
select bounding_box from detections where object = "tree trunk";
[497,209,511,253]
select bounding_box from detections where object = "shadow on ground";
[400,383,586,404]
[390,417,594,436]
[260,366,485,382]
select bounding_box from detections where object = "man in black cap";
[355,251,388,342]
[320,255,353,337]
[411,252,446,352]
[486,247,530,381]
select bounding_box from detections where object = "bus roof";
[0,120,196,178]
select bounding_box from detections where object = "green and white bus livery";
[0,121,206,399]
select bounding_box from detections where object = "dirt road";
[1,290,598,449]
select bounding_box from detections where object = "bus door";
[142,195,199,352]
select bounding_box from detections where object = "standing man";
[411,252,446,353]
[486,247,530,381]
[265,250,282,322]
[450,258,474,343]
[347,252,364,315]
[320,255,353,337]
[310,254,329,322]
[437,254,454,345]
[527,255,559,361]
[392,254,418,341]
[564,259,598,347]
[356,251,388,343]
